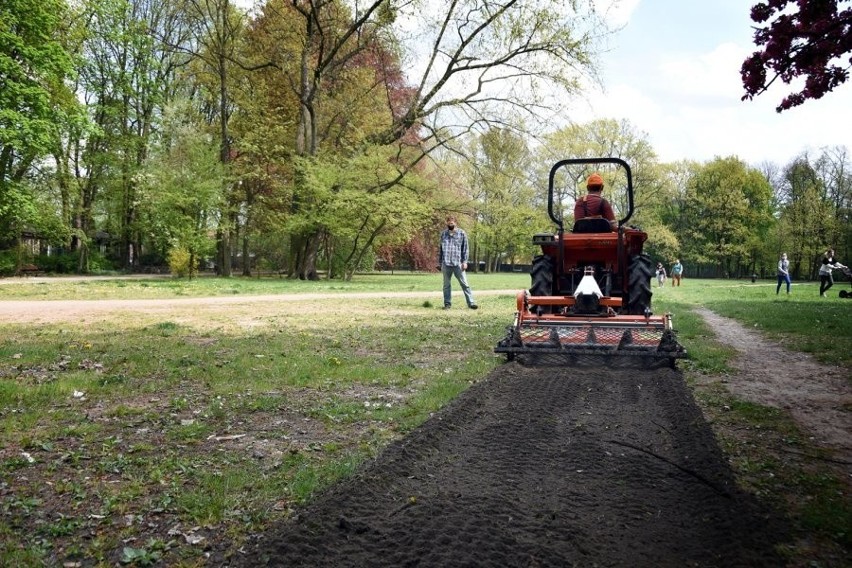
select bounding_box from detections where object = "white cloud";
[657,42,747,100]
[581,37,852,164]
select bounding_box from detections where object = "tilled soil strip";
[232,363,786,567]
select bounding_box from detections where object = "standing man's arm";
[461,231,469,270]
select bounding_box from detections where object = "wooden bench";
[16,264,44,277]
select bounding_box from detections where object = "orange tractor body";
[495,158,686,367]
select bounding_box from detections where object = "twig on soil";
[651,420,673,436]
[607,439,732,498]
[208,434,247,442]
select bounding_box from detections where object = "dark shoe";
[469,304,478,310]
[443,305,451,310]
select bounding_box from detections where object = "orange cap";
[587,173,604,187]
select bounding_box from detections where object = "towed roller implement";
[495,290,686,368]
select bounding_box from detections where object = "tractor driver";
[574,172,617,231]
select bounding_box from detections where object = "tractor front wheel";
[626,253,653,315]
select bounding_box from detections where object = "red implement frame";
[494,291,686,366]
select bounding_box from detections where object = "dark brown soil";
[231,363,786,567]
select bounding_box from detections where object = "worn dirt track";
[231,364,786,567]
[695,307,852,463]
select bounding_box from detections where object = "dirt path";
[229,364,785,567]
[0,290,516,324]
[694,307,852,464]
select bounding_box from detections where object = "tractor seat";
[572,218,613,233]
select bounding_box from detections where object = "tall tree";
[251,0,602,280]
[681,157,774,277]
[177,0,248,276]
[301,149,433,280]
[777,152,848,277]
[0,0,76,246]
[137,100,224,276]
[246,0,411,279]
[73,0,192,270]
[814,145,852,228]
[464,128,540,270]
[657,159,701,253]
[741,0,852,111]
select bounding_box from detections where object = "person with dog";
[819,248,846,297]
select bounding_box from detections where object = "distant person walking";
[776,253,791,295]
[656,263,666,287]
[438,215,478,310]
[671,259,683,287]
[819,248,846,297]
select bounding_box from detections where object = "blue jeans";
[776,273,790,294]
[442,264,476,307]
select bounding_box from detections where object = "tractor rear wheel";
[626,253,653,315]
[530,254,554,296]
[530,254,554,313]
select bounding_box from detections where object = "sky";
[574,0,852,164]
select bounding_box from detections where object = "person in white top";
[818,248,846,297]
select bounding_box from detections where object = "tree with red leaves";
[741,0,852,112]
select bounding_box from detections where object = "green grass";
[0,284,515,565]
[0,272,849,565]
[693,379,851,555]
[651,278,851,366]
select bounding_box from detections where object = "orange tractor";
[495,157,686,367]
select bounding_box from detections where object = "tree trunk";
[302,231,321,280]
[287,230,321,280]
[242,230,251,276]
[217,227,232,276]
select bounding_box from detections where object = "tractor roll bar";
[547,157,635,230]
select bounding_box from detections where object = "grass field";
[0,273,849,565]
